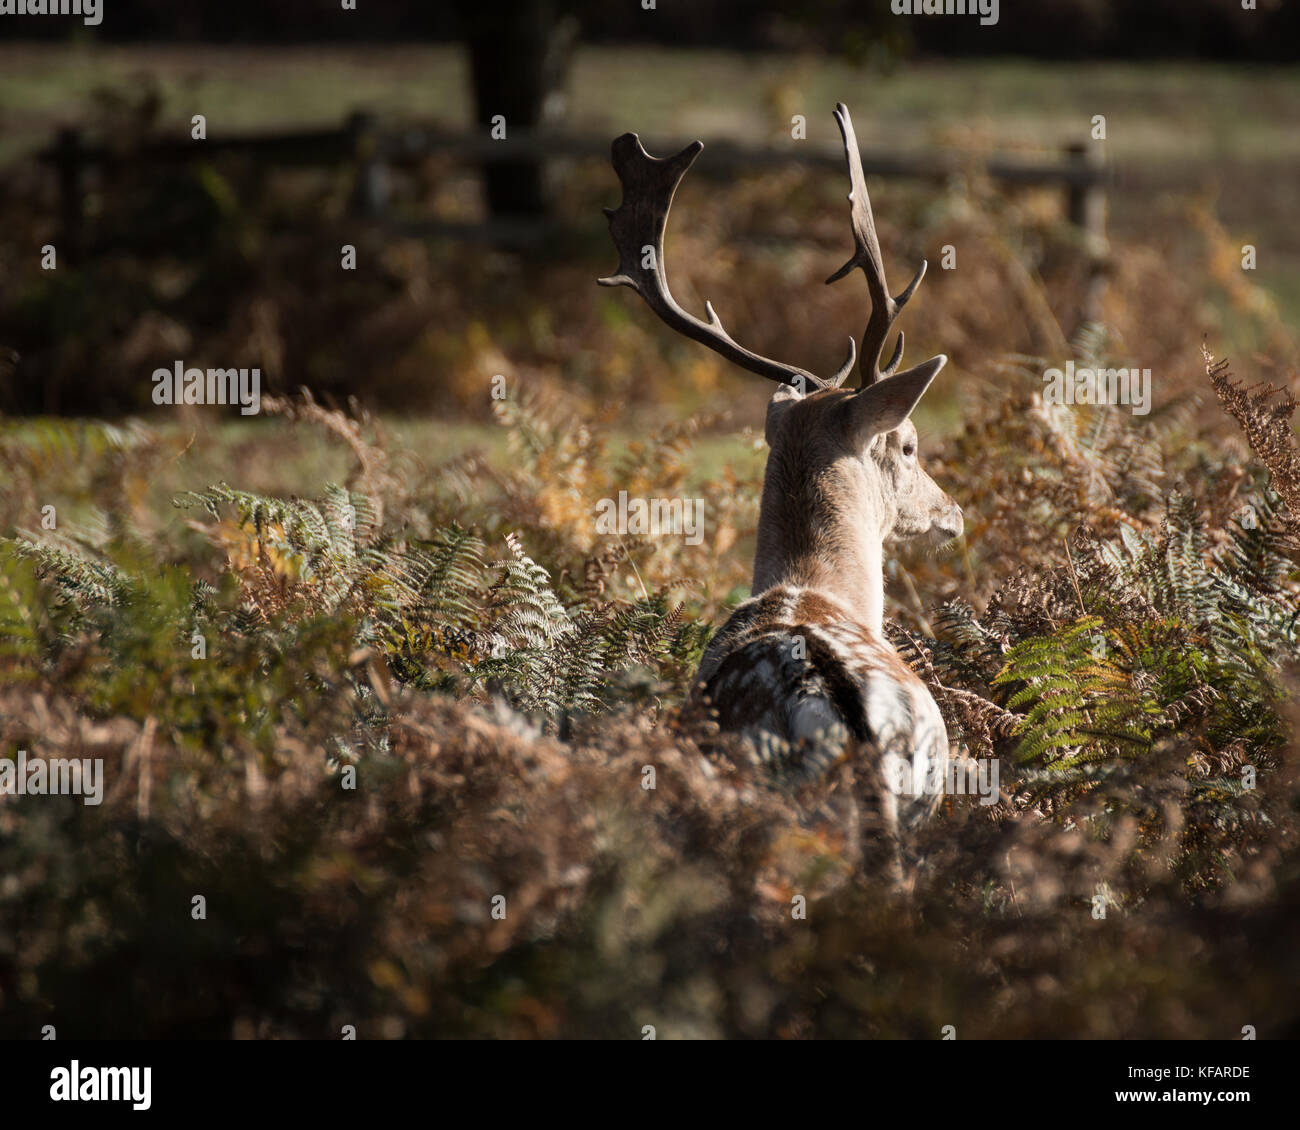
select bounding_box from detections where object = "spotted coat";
[691,584,948,824]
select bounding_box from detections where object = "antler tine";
[599,133,851,392]
[826,102,929,386]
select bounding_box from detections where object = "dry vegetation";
[1,113,1299,1038]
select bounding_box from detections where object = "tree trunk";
[456,0,577,220]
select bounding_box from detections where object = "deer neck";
[752,455,889,636]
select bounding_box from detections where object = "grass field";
[121,415,765,534]
[3,44,1299,163]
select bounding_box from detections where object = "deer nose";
[942,502,964,538]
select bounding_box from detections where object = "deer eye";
[902,442,916,458]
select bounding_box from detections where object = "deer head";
[599,103,963,636]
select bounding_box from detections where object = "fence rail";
[39,109,1110,244]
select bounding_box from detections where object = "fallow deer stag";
[598,104,963,838]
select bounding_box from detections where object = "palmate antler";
[597,134,853,391]
[598,103,938,391]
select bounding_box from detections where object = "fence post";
[347,111,389,218]
[54,127,85,256]
[1065,141,1109,333]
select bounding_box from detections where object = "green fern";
[993,617,1157,766]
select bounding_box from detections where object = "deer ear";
[848,355,947,438]
[765,381,806,444]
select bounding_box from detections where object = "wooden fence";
[39,109,1110,250]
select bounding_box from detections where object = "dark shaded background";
[1,0,1296,415]
[2,0,1295,59]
